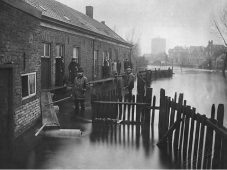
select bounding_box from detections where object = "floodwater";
[2,66,227,169]
[147,65,227,127]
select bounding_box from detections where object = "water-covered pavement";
[148,65,227,126]
[3,66,227,169]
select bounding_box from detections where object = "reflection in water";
[90,123,156,157]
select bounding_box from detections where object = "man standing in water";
[124,66,134,97]
[73,67,89,115]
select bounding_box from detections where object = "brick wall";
[14,99,40,137]
[0,1,41,138]
[40,27,131,83]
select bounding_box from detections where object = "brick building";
[0,0,42,144]
[24,0,133,89]
[0,0,133,143]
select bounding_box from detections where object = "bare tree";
[112,25,119,34]
[124,27,141,58]
[211,4,227,78]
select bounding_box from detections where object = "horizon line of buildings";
[143,40,226,70]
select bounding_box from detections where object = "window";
[22,72,36,100]
[94,50,98,77]
[73,47,79,63]
[56,45,64,58]
[102,51,106,66]
[41,43,50,58]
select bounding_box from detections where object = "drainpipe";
[92,39,95,81]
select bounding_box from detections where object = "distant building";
[168,46,189,65]
[151,37,166,54]
[188,46,206,67]
[201,40,227,69]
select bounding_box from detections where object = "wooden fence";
[91,86,227,169]
[138,68,173,85]
[157,88,227,169]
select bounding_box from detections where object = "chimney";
[86,6,93,19]
[101,21,105,24]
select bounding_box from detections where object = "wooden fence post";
[145,88,152,124]
[136,94,142,122]
[204,104,215,169]
[193,113,201,169]
[212,104,224,169]
[158,88,166,140]
[188,107,196,164]
[173,93,183,150]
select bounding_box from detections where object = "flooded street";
[147,65,227,127]
[3,67,227,169]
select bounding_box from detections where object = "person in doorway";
[117,60,121,75]
[124,66,134,97]
[112,59,117,76]
[60,56,66,86]
[73,67,89,115]
[124,59,130,73]
[103,57,108,78]
[68,58,80,84]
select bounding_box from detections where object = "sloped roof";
[188,46,205,54]
[23,0,130,45]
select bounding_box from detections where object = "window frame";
[21,72,37,100]
[41,43,51,58]
[94,50,98,77]
[56,44,64,58]
[73,47,80,63]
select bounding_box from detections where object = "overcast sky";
[56,0,226,55]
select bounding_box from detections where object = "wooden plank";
[220,139,227,169]
[145,88,152,124]
[197,114,206,169]
[188,107,196,160]
[151,96,156,126]
[123,94,128,121]
[193,113,201,169]
[183,106,191,160]
[179,101,187,152]
[165,97,171,132]
[113,94,118,119]
[204,104,215,169]
[158,88,166,140]
[41,92,60,127]
[212,104,224,169]
[127,94,132,121]
[136,94,142,122]
[174,93,183,150]
[94,101,151,105]
[131,95,135,122]
[170,93,177,127]
[157,118,182,147]
[118,95,123,120]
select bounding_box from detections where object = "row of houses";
[0,0,133,145]
[168,41,227,69]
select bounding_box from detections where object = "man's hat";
[71,58,76,60]
[126,66,132,71]
[77,67,84,72]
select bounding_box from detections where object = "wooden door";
[0,69,10,158]
[41,58,50,89]
[55,58,63,86]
